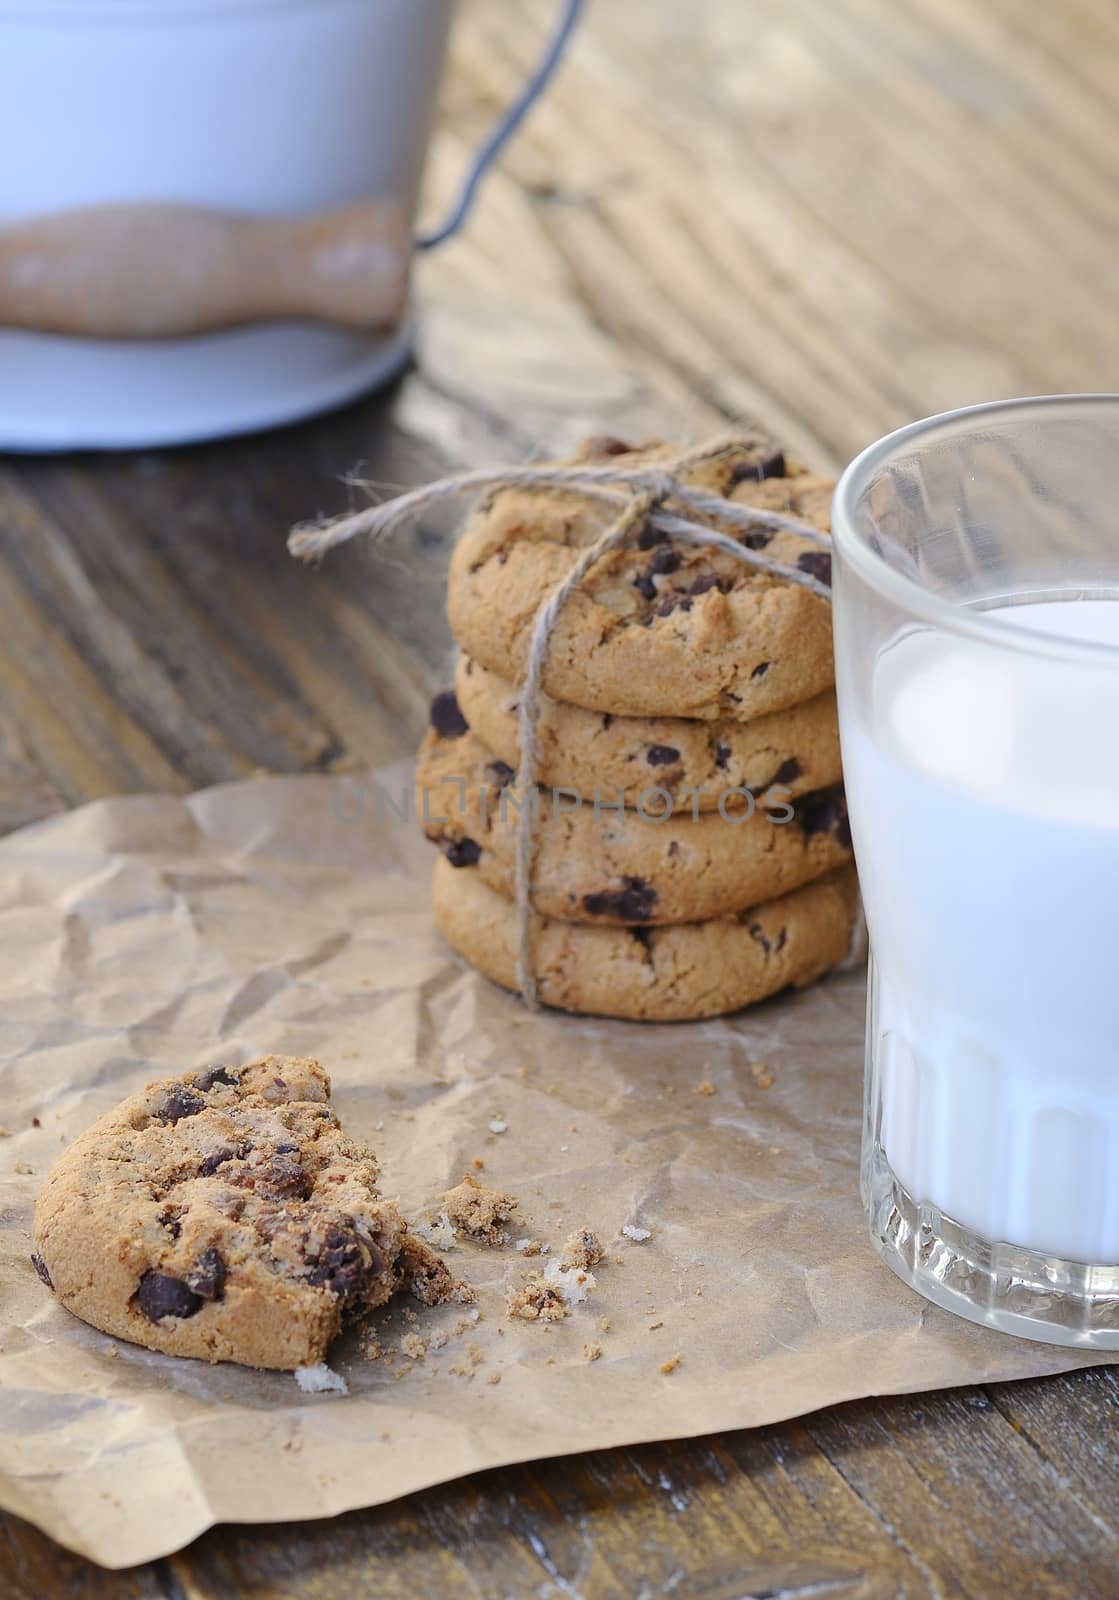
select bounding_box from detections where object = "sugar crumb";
[488,1118,508,1135]
[415,1211,458,1251]
[295,1364,348,1395]
[622,1224,651,1242]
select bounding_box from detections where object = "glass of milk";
[832,394,1119,1347]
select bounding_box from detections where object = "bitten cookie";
[32,1056,448,1370]
[416,719,852,926]
[446,437,835,723]
[453,658,842,811]
[431,856,860,1021]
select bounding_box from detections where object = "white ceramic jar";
[0,0,454,448]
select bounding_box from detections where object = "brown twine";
[289,437,862,1007]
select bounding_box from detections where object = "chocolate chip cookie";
[32,1056,450,1370]
[431,856,860,1021]
[445,437,835,723]
[416,719,852,926]
[453,658,841,811]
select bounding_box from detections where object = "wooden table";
[3,1,1119,1592]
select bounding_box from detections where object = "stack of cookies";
[416,436,859,1022]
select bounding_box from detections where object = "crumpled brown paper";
[0,769,1105,1568]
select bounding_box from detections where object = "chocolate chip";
[636,520,668,550]
[775,928,788,952]
[303,1223,374,1297]
[30,1251,53,1291]
[750,662,771,679]
[656,594,693,619]
[582,877,658,921]
[581,435,633,459]
[158,1207,183,1239]
[629,926,655,952]
[797,787,848,839]
[602,714,613,730]
[747,922,771,955]
[235,1154,314,1202]
[136,1271,204,1323]
[714,742,731,770]
[648,548,680,577]
[486,760,515,789]
[646,745,681,767]
[772,758,801,786]
[199,1148,236,1177]
[730,450,786,484]
[689,572,730,596]
[185,1247,226,1301]
[742,529,773,550]
[429,689,469,739]
[195,1065,239,1092]
[633,572,657,601]
[155,1086,206,1125]
[442,836,481,869]
[797,551,832,587]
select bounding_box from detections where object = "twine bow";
[289,436,861,1008]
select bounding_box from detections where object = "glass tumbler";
[832,395,1119,1347]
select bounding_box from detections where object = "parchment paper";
[0,770,1105,1568]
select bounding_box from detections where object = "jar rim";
[831,393,1119,670]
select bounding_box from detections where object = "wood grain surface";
[2,0,1118,1592]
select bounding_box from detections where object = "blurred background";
[0,0,1115,827]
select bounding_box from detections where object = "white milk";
[842,599,1119,1262]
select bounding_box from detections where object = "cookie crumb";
[400,1333,427,1361]
[660,1353,683,1376]
[0,1127,9,1138]
[295,1363,348,1395]
[561,1228,605,1270]
[693,1080,717,1097]
[13,1162,33,1175]
[506,1278,566,1322]
[362,1334,383,1361]
[599,1316,611,1333]
[622,1224,651,1242]
[472,1157,485,1170]
[441,1172,518,1246]
[401,1235,476,1306]
[516,1237,544,1257]
[31,1116,41,1127]
[487,1372,502,1385]
[583,1342,603,1362]
[750,1061,775,1090]
[505,1269,571,1323]
[649,1320,664,1331]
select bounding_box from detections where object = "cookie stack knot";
[291,434,861,1022]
